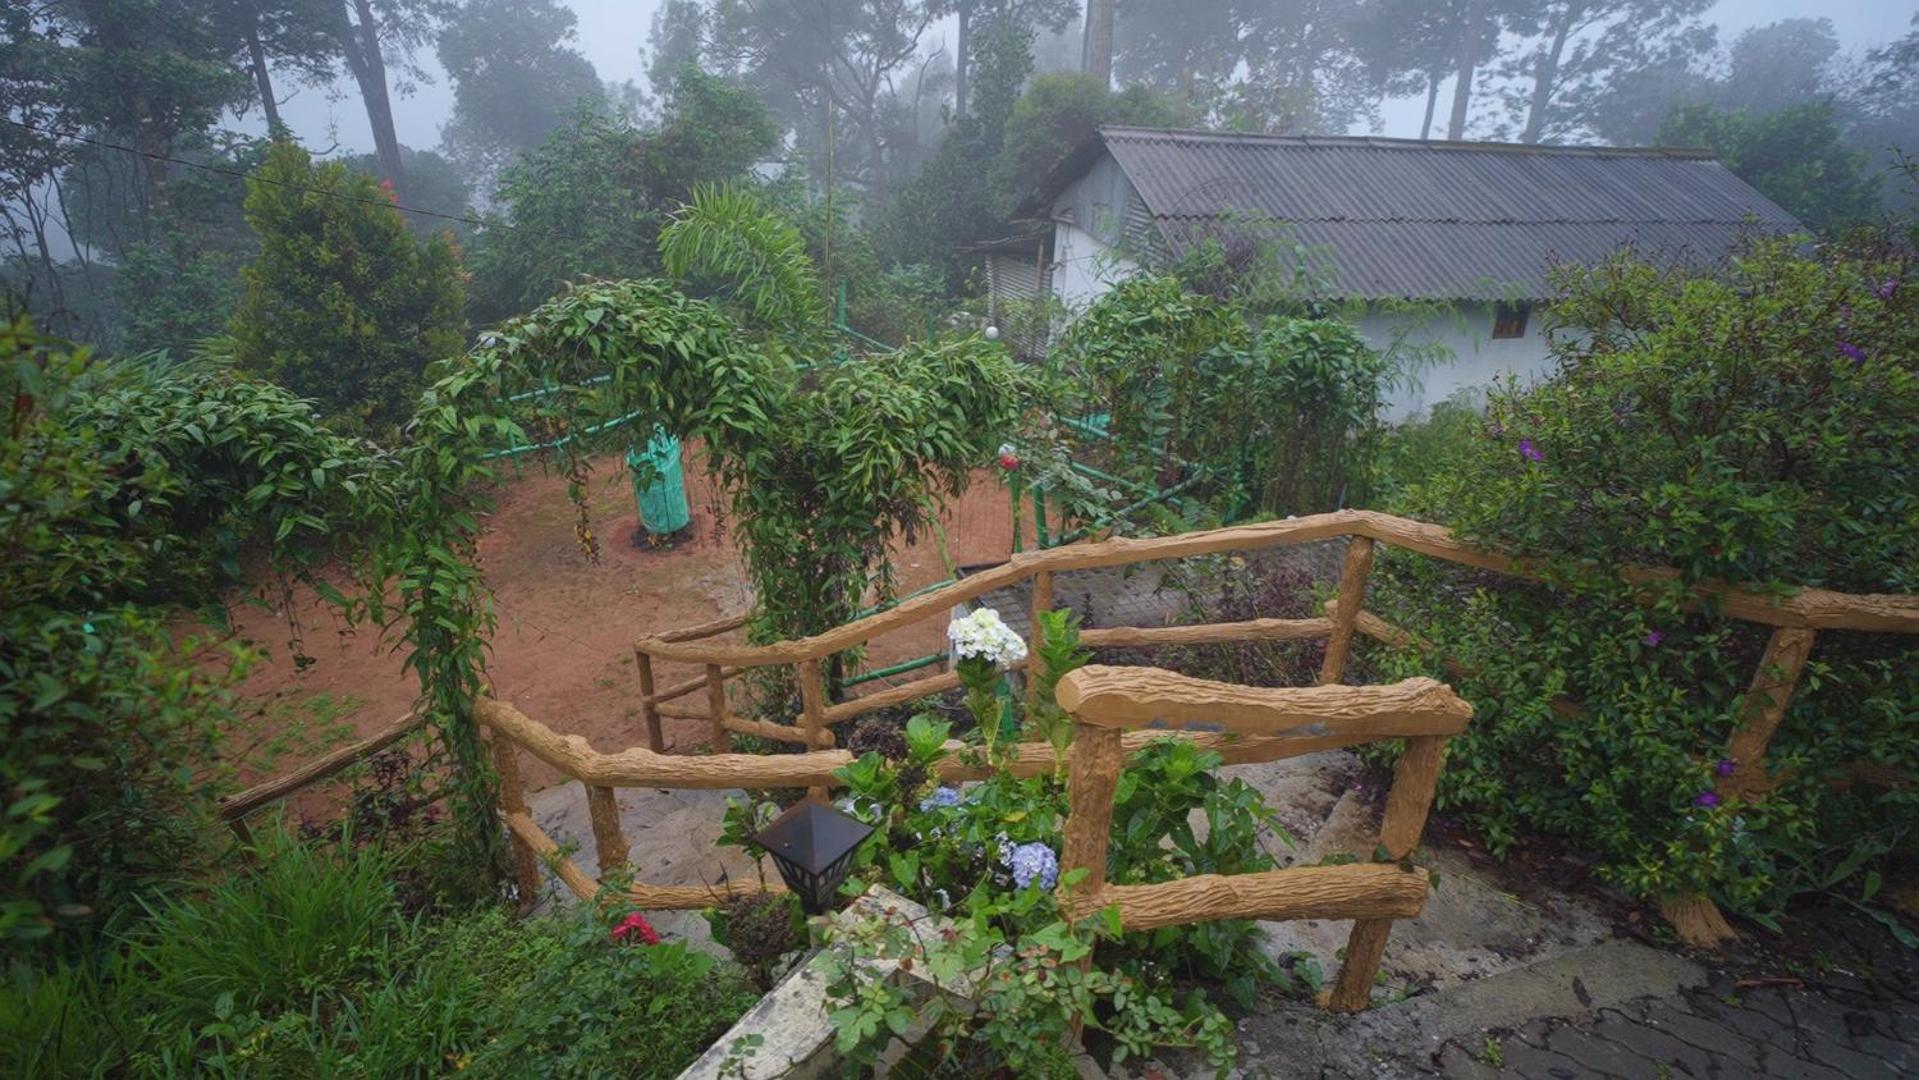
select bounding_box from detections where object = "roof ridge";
[1095,124,1718,160]
[1152,213,1779,226]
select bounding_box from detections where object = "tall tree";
[219,0,340,136]
[437,0,604,187]
[702,0,939,207]
[1115,0,1380,133]
[1496,0,1714,144]
[1350,0,1468,139]
[1081,0,1114,87]
[229,141,465,428]
[324,0,445,201]
[936,0,1074,119]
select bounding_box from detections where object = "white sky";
[253,1,1919,159]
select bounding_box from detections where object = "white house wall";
[1356,303,1557,422]
[1051,222,1138,313]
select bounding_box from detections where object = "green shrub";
[1051,274,1400,518]
[2,834,760,1078]
[0,321,398,948]
[1368,236,1919,923]
[228,141,467,432]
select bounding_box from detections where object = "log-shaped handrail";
[219,711,425,830]
[1054,666,1473,738]
[633,509,1919,668]
[1053,667,1461,1013]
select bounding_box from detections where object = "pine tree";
[229,142,465,430]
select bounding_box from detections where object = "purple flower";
[1693,791,1721,809]
[1518,438,1544,463]
[1876,278,1898,300]
[918,786,962,811]
[1643,630,1664,648]
[1005,841,1059,890]
[1837,341,1867,364]
[1714,758,1737,778]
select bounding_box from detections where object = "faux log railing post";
[1719,626,1818,803]
[1327,733,1448,1012]
[798,659,830,800]
[490,733,543,910]
[1318,536,1376,685]
[705,664,730,752]
[1059,724,1125,919]
[1657,625,1822,950]
[1028,570,1054,710]
[634,649,665,753]
[586,785,629,874]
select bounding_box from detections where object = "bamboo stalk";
[219,711,423,821]
[798,660,829,799]
[586,785,628,872]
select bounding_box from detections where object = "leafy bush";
[722,610,1297,1070]
[227,141,467,432]
[1,833,759,1078]
[1052,273,1400,517]
[1368,237,1919,922]
[0,320,398,947]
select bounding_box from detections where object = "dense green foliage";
[227,142,467,431]
[1367,238,1919,921]
[1050,273,1401,518]
[1659,102,1882,233]
[725,612,1281,1071]
[0,320,399,945]
[467,69,780,321]
[1,836,757,1077]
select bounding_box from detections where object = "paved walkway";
[1431,910,1919,1080]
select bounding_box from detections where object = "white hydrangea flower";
[946,607,1028,668]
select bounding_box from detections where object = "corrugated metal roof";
[1096,127,1802,301]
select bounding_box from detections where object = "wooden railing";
[474,508,1918,946]
[1053,665,1472,1012]
[217,711,425,844]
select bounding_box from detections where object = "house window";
[1492,302,1531,339]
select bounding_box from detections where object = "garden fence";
[458,508,1919,1009]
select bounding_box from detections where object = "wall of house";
[1356,302,1555,421]
[1051,222,1138,312]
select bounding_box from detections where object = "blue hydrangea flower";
[918,786,963,811]
[1006,842,1059,890]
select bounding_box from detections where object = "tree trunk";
[1446,0,1486,140]
[1082,0,1114,88]
[247,27,285,136]
[954,0,971,119]
[1420,71,1441,140]
[339,0,406,201]
[1520,6,1577,144]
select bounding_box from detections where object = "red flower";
[611,912,660,945]
[997,452,1020,472]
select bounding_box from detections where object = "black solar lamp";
[753,800,875,914]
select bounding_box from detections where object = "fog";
[265,0,1918,158]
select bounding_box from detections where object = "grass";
[2,829,760,1078]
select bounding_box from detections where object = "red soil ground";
[223,448,1025,794]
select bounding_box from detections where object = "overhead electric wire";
[2,114,510,232]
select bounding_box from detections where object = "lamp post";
[753,800,874,915]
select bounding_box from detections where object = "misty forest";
[5,0,1919,1076]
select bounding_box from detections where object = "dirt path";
[222,449,1020,795]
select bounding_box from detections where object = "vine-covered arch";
[375,277,1031,880]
